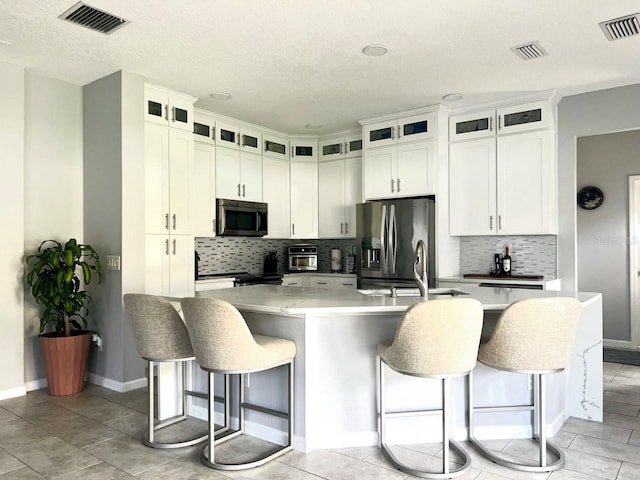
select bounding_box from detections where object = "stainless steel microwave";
[216,199,268,237]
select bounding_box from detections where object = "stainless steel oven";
[216,199,268,237]
[288,244,318,272]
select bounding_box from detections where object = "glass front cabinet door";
[449,110,495,142]
[496,101,552,134]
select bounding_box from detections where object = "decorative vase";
[39,331,92,396]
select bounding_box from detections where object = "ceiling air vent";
[599,13,640,41]
[59,2,128,34]
[511,41,549,61]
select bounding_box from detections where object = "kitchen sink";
[357,288,468,297]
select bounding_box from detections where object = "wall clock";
[577,186,604,210]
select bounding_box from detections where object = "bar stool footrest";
[381,440,471,479]
[201,442,292,471]
[469,436,565,473]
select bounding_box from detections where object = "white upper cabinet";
[144,85,195,132]
[192,142,216,237]
[263,157,291,239]
[319,131,363,161]
[319,157,361,238]
[364,112,435,149]
[363,140,435,200]
[449,109,495,142]
[263,133,289,160]
[449,130,556,235]
[193,110,216,145]
[449,101,553,142]
[290,137,318,161]
[215,148,262,202]
[144,123,194,235]
[290,161,318,239]
[214,121,262,154]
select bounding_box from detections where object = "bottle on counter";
[502,245,512,276]
[493,253,501,276]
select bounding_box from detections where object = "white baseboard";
[87,373,147,393]
[25,378,47,392]
[0,385,27,401]
[604,339,635,349]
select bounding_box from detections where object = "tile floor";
[1,362,639,479]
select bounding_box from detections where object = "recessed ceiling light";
[209,92,231,101]
[305,123,322,129]
[442,93,463,102]
[0,40,11,46]
[362,44,388,56]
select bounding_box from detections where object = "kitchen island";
[163,285,602,453]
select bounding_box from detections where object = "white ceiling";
[1,0,639,134]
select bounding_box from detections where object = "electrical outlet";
[91,333,103,351]
[106,255,121,271]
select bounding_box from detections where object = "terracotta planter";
[39,331,92,396]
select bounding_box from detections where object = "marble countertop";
[168,284,601,316]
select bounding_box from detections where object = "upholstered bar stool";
[468,297,582,472]
[123,293,230,449]
[378,298,484,479]
[181,297,296,471]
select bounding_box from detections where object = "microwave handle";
[219,206,225,235]
[256,212,261,232]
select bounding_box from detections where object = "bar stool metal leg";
[378,358,472,479]
[468,369,565,472]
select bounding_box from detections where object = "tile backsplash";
[460,236,557,278]
[195,237,357,275]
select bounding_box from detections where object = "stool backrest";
[123,293,194,361]
[180,297,260,372]
[480,297,582,372]
[384,298,484,376]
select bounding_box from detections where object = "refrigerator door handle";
[389,204,397,274]
[380,204,387,274]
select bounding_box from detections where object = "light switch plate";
[106,255,121,271]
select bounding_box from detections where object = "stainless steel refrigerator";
[356,196,435,289]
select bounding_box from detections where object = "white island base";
[162,285,603,453]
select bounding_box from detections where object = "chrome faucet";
[413,239,428,298]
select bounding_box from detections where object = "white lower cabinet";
[192,142,216,237]
[262,157,291,238]
[318,157,361,238]
[290,162,318,238]
[449,130,556,235]
[145,234,194,295]
[363,140,435,199]
[282,274,356,289]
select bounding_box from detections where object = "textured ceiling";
[1,0,639,134]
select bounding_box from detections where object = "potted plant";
[25,238,102,395]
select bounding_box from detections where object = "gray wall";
[577,131,640,342]
[84,71,145,385]
[558,84,640,296]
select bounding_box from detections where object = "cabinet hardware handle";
[264,140,268,152]
[172,214,176,230]
[172,239,176,255]
[292,148,295,158]
[345,222,348,234]
[391,179,395,193]
[340,222,344,234]
[212,126,216,142]
[237,184,241,197]
[498,115,502,130]
[213,218,216,232]
[238,134,241,146]
[165,213,169,230]
[489,215,493,230]
[242,184,246,197]
[164,105,168,121]
[397,178,401,192]
[391,126,395,140]
[165,239,169,255]
[398,125,402,138]
[292,223,295,235]
[339,143,343,154]
[490,117,493,132]
[344,142,348,154]
[317,282,327,285]
[498,215,502,230]
[171,106,175,123]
